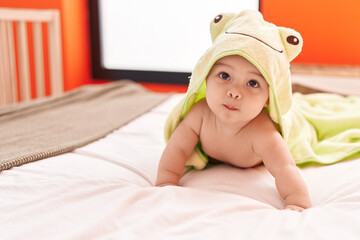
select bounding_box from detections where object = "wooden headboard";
[0,7,63,107]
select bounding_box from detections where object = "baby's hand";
[156,183,179,187]
[284,205,305,212]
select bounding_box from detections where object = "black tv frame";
[88,0,261,84]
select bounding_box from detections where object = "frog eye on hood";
[214,14,223,23]
[287,35,300,45]
[279,27,303,62]
[210,12,236,42]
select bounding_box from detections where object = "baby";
[156,10,312,211]
[156,55,311,212]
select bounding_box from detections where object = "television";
[88,0,260,84]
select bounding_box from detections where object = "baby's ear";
[210,13,236,42]
[279,27,303,62]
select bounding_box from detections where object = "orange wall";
[1,0,358,94]
[261,0,360,65]
[61,0,91,90]
[0,0,91,91]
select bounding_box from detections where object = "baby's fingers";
[284,205,305,212]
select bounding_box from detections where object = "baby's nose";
[227,89,241,99]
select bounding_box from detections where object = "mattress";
[1,78,360,239]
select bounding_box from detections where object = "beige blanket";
[0,80,170,171]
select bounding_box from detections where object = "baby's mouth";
[224,104,238,111]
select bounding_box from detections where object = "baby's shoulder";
[182,99,208,124]
[192,98,208,109]
[247,110,284,148]
[248,110,277,134]
[179,99,210,133]
[187,99,209,115]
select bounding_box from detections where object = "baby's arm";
[156,103,202,186]
[253,121,311,211]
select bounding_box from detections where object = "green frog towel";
[164,10,360,169]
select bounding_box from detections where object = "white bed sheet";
[1,94,360,240]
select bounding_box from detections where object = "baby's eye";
[247,80,259,88]
[219,72,230,80]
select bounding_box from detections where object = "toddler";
[156,10,311,212]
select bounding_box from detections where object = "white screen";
[99,0,259,72]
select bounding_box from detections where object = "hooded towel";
[164,10,360,169]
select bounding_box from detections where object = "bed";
[1,70,360,239]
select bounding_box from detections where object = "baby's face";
[206,55,269,124]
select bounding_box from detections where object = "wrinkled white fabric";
[1,94,360,240]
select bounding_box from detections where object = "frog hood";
[164,10,303,169]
